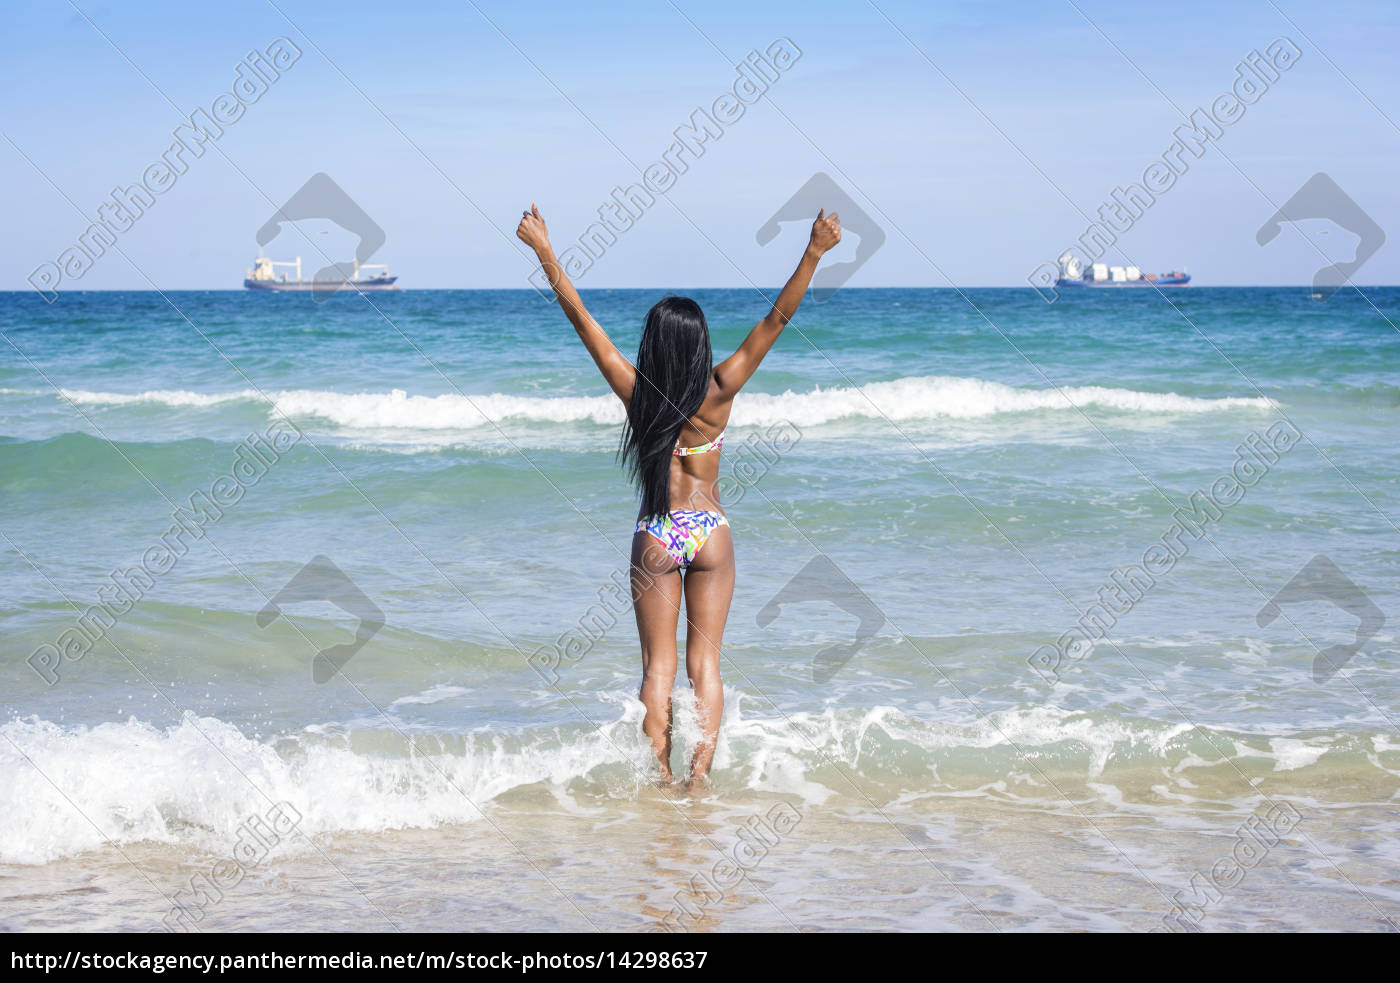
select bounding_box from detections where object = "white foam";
[4,701,1358,863]
[0,711,650,865]
[270,388,620,430]
[23,377,1277,433]
[1268,738,1330,772]
[733,376,1276,427]
[388,685,472,708]
[56,388,260,408]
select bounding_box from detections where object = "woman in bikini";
[517,203,842,793]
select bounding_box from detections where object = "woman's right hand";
[516,203,551,254]
[808,208,842,256]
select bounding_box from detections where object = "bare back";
[664,379,735,515]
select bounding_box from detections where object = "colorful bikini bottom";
[635,509,729,569]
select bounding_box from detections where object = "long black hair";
[620,296,713,517]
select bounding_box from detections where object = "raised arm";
[517,204,637,405]
[713,208,842,399]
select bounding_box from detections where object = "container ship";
[244,255,399,292]
[1054,255,1189,288]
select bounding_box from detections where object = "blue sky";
[2,0,1396,290]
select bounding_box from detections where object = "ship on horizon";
[1054,255,1189,288]
[244,255,399,292]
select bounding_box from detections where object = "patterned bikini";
[635,429,729,569]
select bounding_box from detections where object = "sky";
[1,0,1396,291]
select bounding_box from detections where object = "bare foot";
[685,774,712,798]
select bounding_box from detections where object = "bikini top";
[673,429,725,456]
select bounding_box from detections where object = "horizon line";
[4,283,1398,294]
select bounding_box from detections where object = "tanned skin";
[518,203,841,793]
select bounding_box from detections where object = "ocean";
[1,285,1396,932]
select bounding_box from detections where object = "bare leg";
[632,532,682,782]
[681,525,735,792]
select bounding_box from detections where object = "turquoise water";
[1,286,1397,931]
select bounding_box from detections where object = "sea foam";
[45,377,1277,432]
[2,700,1373,864]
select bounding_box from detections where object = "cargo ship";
[1054,255,1189,288]
[244,255,399,292]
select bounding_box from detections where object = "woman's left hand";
[516,203,551,254]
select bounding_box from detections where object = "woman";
[517,203,842,792]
